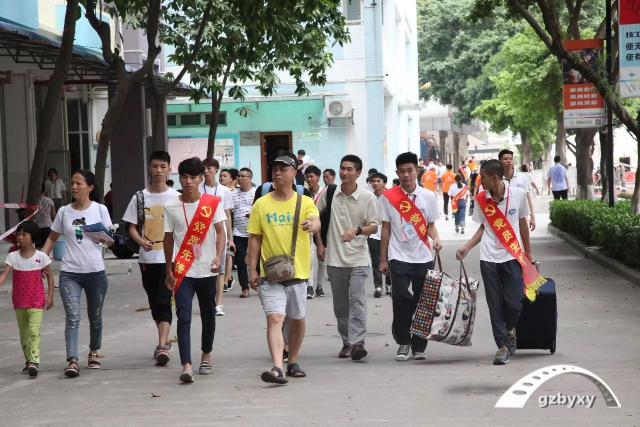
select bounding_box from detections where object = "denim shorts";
[258,278,307,319]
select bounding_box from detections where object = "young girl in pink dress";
[0,220,55,377]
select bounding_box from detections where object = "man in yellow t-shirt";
[247,156,320,384]
[421,168,437,192]
[441,164,456,220]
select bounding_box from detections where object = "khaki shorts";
[258,278,307,319]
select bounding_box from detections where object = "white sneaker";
[215,305,225,316]
[413,351,427,360]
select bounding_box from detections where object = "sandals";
[87,352,101,369]
[64,360,80,378]
[199,360,213,375]
[286,363,307,378]
[27,363,39,377]
[261,366,289,384]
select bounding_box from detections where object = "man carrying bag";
[247,156,320,384]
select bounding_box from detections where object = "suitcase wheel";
[550,340,556,354]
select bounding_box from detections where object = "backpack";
[318,184,338,247]
[260,182,304,197]
[124,191,145,253]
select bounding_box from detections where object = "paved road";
[0,196,638,426]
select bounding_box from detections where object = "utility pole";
[606,0,615,207]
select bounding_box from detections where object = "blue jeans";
[174,276,217,365]
[59,271,109,361]
[454,200,467,227]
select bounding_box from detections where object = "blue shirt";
[547,163,568,191]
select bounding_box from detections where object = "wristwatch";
[356,226,362,236]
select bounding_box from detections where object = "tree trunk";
[207,97,221,159]
[598,130,609,202]
[631,153,640,214]
[95,82,131,202]
[25,0,80,207]
[152,95,167,152]
[521,130,532,167]
[555,110,566,164]
[543,142,553,195]
[574,129,596,199]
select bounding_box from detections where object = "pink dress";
[5,251,51,310]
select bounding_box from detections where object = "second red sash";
[451,185,468,213]
[172,193,220,295]
[475,190,546,301]
[385,186,431,249]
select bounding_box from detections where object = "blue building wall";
[0,0,39,29]
[167,98,347,183]
[56,5,109,52]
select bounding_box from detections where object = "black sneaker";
[385,285,391,295]
[227,277,235,291]
[374,287,383,298]
[307,286,314,299]
[507,332,517,356]
[316,287,326,297]
[223,285,230,293]
[27,363,39,377]
[493,347,510,365]
[396,344,411,361]
[283,349,289,364]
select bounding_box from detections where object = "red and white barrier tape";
[0,203,39,210]
[0,209,39,243]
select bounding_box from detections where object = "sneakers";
[350,344,368,361]
[180,369,195,383]
[227,277,235,291]
[307,286,314,299]
[27,363,39,377]
[239,289,250,298]
[283,349,289,364]
[461,228,465,235]
[385,284,391,295]
[374,287,383,298]
[223,285,230,293]
[155,344,171,366]
[413,351,427,360]
[493,347,510,365]
[199,360,213,375]
[445,216,449,221]
[315,287,326,297]
[215,305,225,316]
[396,345,411,361]
[22,363,29,375]
[455,227,459,233]
[507,331,517,356]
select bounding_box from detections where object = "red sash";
[385,186,431,249]
[451,185,468,213]
[475,190,545,301]
[172,193,221,295]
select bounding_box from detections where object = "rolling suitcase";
[516,279,557,354]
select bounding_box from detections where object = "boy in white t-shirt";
[200,157,234,316]
[456,160,533,366]
[164,157,226,383]
[0,221,54,377]
[123,151,180,366]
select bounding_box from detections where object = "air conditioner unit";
[326,100,352,119]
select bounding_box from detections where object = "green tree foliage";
[473,28,561,162]
[417,0,522,124]
[164,0,350,157]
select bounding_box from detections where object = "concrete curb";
[548,224,640,287]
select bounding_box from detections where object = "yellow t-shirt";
[247,193,319,279]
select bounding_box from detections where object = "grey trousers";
[310,242,326,289]
[327,266,369,347]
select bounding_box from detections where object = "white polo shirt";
[503,171,531,193]
[316,185,379,268]
[472,186,530,263]
[379,185,440,264]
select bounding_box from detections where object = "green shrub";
[618,193,632,200]
[550,200,640,269]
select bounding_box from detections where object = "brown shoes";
[239,289,250,298]
[338,345,350,358]
[350,344,368,361]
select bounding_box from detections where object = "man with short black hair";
[163,157,226,382]
[380,152,441,361]
[457,159,534,365]
[201,158,234,315]
[498,149,536,231]
[124,151,180,366]
[547,156,569,199]
[364,168,378,192]
[316,155,378,360]
[248,156,320,384]
[305,165,327,298]
[231,167,256,298]
[323,169,336,186]
[296,149,314,186]
[368,172,391,297]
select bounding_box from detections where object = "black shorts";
[140,263,173,324]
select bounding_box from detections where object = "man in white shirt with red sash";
[163,157,227,383]
[456,160,545,365]
[380,152,442,361]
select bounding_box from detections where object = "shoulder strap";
[136,190,145,225]
[290,193,303,257]
[60,205,67,225]
[261,182,272,197]
[326,184,337,208]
